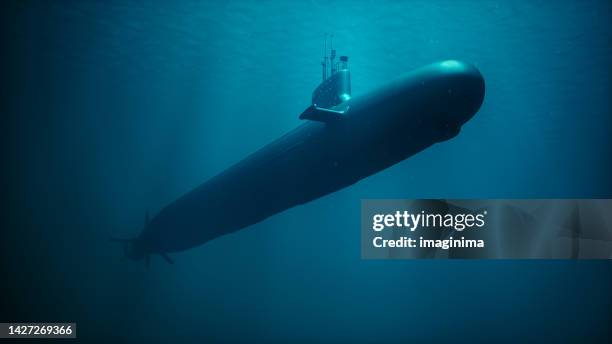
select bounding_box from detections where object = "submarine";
[112,39,485,265]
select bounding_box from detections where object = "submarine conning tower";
[312,34,351,109]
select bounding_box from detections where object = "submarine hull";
[140,60,485,254]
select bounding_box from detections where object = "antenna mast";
[329,34,336,75]
[321,33,328,82]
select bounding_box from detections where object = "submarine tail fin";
[299,104,348,123]
[160,253,174,265]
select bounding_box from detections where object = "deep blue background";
[2,1,611,342]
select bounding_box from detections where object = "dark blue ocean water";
[3,1,611,342]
